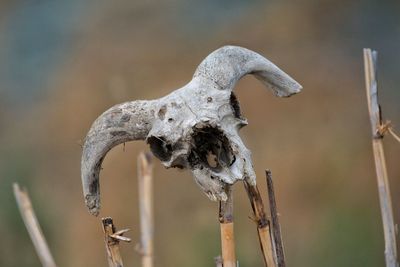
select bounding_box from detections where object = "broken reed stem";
[102,217,131,267]
[219,186,237,267]
[363,48,398,267]
[388,127,400,143]
[244,181,276,267]
[137,152,154,267]
[13,183,57,267]
[265,170,285,267]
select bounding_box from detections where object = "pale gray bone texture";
[81,45,302,216]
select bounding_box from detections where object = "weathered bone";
[81,45,302,216]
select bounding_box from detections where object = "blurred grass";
[0,151,40,267]
[314,206,383,267]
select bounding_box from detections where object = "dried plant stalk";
[137,152,154,267]
[102,217,128,267]
[363,48,398,267]
[265,170,285,267]
[219,186,237,267]
[244,181,276,267]
[13,183,57,267]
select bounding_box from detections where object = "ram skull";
[81,46,302,216]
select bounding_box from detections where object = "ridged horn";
[194,45,302,97]
[81,100,155,216]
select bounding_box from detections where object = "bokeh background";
[1,1,399,266]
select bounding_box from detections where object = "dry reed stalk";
[219,186,237,267]
[137,152,154,267]
[102,217,131,267]
[265,170,285,267]
[244,181,276,267]
[363,48,398,267]
[13,183,57,267]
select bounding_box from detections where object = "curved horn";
[194,45,302,97]
[81,100,155,215]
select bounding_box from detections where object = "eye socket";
[188,126,234,172]
[147,136,172,162]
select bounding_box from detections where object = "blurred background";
[1,0,399,266]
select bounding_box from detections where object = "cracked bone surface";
[81,46,302,216]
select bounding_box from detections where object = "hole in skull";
[206,151,218,168]
[157,105,167,120]
[147,136,172,162]
[188,126,234,172]
[230,92,242,119]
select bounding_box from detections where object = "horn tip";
[275,81,302,97]
[291,82,303,95]
[85,194,100,216]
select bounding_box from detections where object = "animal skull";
[81,46,302,216]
